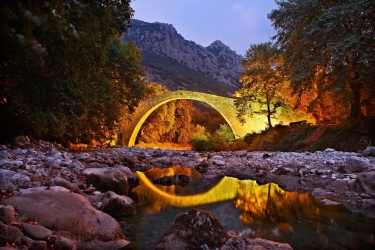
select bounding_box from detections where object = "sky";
[130,0,278,55]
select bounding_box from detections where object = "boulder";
[151,156,172,168]
[101,191,136,217]
[83,166,139,195]
[0,205,16,225]
[22,223,52,240]
[0,221,21,246]
[20,236,34,248]
[362,146,375,157]
[355,172,375,195]
[312,188,327,198]
[220,233,293,250]
[45,177,80,193]
[195,160,210,174]
[342,157,370,173]
[325,179,350,193]
[155,209,229,250]
[115,166,140,189]
[84,168,129,195]
[0,186,128,249]
[54,237,77,250]
[29,240,47,250]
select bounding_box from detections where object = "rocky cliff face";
[122,19,243,88]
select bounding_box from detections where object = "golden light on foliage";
[133,167,315,227]
[234,181,312,229]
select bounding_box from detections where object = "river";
[120,166,375,250]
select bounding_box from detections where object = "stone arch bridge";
[121,90,264,146]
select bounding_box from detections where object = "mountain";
[121,19,244,96]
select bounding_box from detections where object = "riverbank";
[1,140,375,249]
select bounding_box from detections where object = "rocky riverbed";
[0,138,375,249]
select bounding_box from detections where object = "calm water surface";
[120,166,375,250]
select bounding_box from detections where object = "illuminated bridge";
[121,90,265,146]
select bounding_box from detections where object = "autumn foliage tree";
[235,42,290,128]
[268,0,375,123]
[137,83,196,145]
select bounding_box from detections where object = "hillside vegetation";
[244,120,375,152]
[141,51,238,97]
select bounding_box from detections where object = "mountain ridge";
[121,19,243,95]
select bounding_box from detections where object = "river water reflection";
[121,166,375,250]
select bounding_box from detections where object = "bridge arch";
[122,90,264,147]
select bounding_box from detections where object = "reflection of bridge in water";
[128,168,375,250]
[134,169,312,221]
[121,90,266,146]
[136,171,240,207]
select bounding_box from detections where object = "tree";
[137,83,176,144]
[268,0,375,122]
[235,42,289,128]
[161,100,196,143]
[0,0,145,144]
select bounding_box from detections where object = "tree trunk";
[348,78,364,121]
[266,96,273,128]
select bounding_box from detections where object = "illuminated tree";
[268,0,375,122]
[235,42,289,128]
[137,83,176,143]
[161,100,196,143]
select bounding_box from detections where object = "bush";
[191,138,214,152]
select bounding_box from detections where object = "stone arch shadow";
[122,90,262,147]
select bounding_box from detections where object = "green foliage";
[0,0,145,144]
[269,0,375,120]
[191,124,236,152]
[235,42,290,128]
[214,124,234,141]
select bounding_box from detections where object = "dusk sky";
[131,0,278,55]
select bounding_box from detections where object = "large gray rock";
[155,209,229,250]
[0,186,128,249]
[45,177,80,193]
[101,191,136,217]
